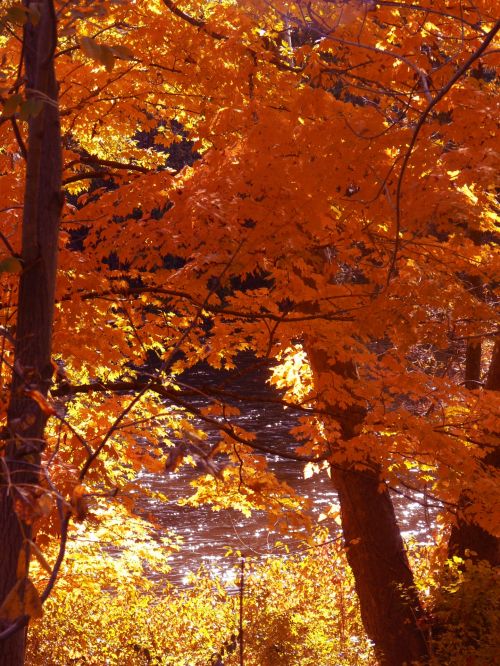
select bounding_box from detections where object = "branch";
[376,2,488,34]
[161,0,227,40]
[273,1,434,99]
[74,156,151,174]
[62,170,110,185]
[160,0,301,73]
[0,616,28,643]
[10,118,27,161]
[64,285,356,323]
[0,492,72,641]
[0,231,17,257]
[52,379,329,463]
[40,509,70,603]
[387,19,500,285]
[79,385,150,481]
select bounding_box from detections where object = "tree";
[449,337,499,565]
[1,1,61,663]
[1,1,499,664]
[141,3,498,662]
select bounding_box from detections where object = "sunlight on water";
[130,365,439,586]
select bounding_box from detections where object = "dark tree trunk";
[465,341,481,390]
[307,349,429,665]
[463,275,483,393]
[448,338,500,566]
[0,2,61,664]
[332,465,428,665]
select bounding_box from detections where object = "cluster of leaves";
[428,558,500,665]
[0,0,497,523]
[27,534,374,666]
[26,529,499,666]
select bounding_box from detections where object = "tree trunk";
[448,338,500,566]
[0,2,61,663]
[307,348,429,665]
[332,465,428,665]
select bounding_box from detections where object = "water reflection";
[132,365,436,586]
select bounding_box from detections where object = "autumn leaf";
[24,390,56,416]
[111,44,135,61]
[71,485,89,521]
[18,97,44,121]
[0,255,23,273]
[0,578,42,620]
[1,94,22,118]
[0,580,23,621]
[23,579,43,619]
[30,541,52,575]
[79,36,115,72]
[5,4,28,26]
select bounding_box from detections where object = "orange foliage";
[0,0,499,659]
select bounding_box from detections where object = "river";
[132,361,437,587]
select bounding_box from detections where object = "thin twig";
[10,118,27,160]
[79,386,150,481]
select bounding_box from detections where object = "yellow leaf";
[34,492,54,519]
[99,45,115,72]
[23,579,43,619]
[0,577,42,620]
[112,45,134,60]
[1,95,22,118]
[304,462,319,479]
[30,541,52,574]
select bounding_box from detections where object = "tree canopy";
[0,1,499,664]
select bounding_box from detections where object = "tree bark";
[307,348,429,665]
[0,2,61,663]
[331,465,428,665]
[448,338,500,566]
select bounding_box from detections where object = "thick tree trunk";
[332,465,428,665]
[448,338,500,566]
[0,2,61,664]
[307,348,429,665]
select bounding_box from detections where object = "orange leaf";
[25,390,56,416]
